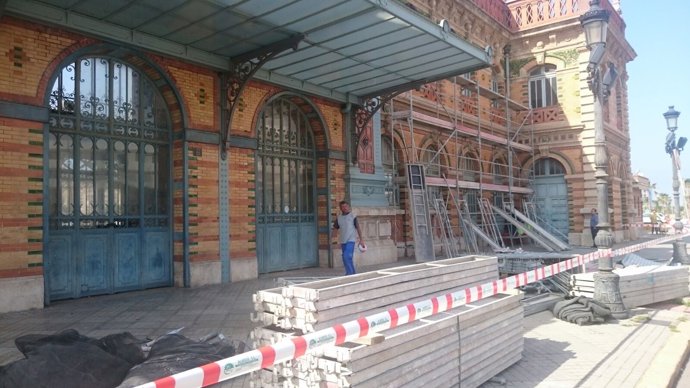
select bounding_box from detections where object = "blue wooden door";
[256,98,317,273]
[45,57,171,301]
[532,158,569,238]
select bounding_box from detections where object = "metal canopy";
[7,0,491,104]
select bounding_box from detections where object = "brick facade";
[0,0,638,312]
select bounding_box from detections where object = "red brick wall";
[188,143,220,263]
[0,118,43,278]
[227,147,255,260]
[0,15,352,284]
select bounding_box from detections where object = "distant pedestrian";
[650,212,658,234]
[590,208,599,248]
[333,200,364,275]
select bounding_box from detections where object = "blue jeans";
[341,242,356,275]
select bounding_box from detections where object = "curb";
[635,306,690,388]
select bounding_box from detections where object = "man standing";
[590,208,599,248]
[333,200,364,275]
[650,211,658,234]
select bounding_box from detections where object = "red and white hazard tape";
[135,233,685,388]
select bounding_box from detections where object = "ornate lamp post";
[580,0,628,318]
[664,106,690,264]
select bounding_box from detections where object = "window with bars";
[255,98,315,223]
[48,57,170,229]
[533,157,565,176]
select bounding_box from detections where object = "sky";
[625,1,690,195]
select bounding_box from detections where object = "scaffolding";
[384,67,570,261]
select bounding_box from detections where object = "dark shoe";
[591,245,597,248]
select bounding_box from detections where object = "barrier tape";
[135,233,686,388]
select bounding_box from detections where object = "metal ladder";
[523,201,570,244]
[479,198,505,249]
[407,164,434,261]
[523,201,538,222]
[432,196,460,258]
[456,198,479,253]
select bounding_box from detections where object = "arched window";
[256,98,315,216]
[421,145,441,177]
[533,157,565,176]
[459,153,480,182]
[48,57,170,227]
[492,158,508,185]
[255,96,318,273]
[46,56,172,300]
[529,65,558,108]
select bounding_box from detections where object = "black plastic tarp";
[0,329,237,388]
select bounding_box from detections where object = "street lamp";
[580,0,628,319]
[664,106,690,264]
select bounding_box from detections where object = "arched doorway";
[256,97,318,273]
[45,57,172,301]
[532,157,569,237]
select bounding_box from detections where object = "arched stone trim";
[522,151,574,179]
[522,59,560,75]
[42,43,188,132]
[457,146,482,182]
[417,136,450,171]
[253,91,331,152]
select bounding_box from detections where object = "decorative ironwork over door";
[256,98,317,273]
[46,57,172,301]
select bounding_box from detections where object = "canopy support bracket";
[220,34,304,160]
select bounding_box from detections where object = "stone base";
[174,261,221,287]
[576,230,624,247]
[0,276,44,313]
[229,258,258,282]
[322,205,403,271]
[672,240,690,265]
[593,271,629,319]
[326,240,398,272]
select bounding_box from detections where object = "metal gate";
[45,57,172,301]
[256,98,317,273]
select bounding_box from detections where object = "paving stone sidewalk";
[0,234,688,388]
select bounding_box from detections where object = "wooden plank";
[572,267,689,283]
[347,329,457,383]
[342,295,521,374]
[411,365,459,388]
[318,292,519,363]
[463,351,522,388]
[287,255,496,301]
[346,324,458,372]
[313,262,497,310]
[460,330,523,373]
[251,325,302,347]
[354,346,460,388]
[459,308,523,345]
[461,335,524,379]
[254,287,289,304]
[308,267,498,323]
[320,304,474,362]
[351,333,385,346]
[377,349,460,388]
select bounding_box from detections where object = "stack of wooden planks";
[250,255,524,387]
[571,265,689,308]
